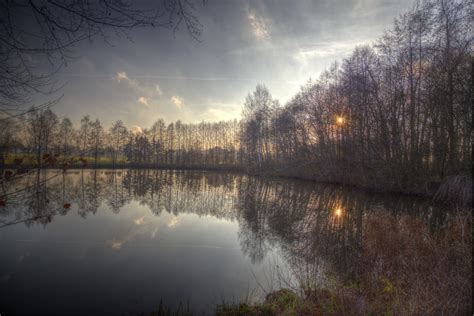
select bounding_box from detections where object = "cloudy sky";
[50,0,413,128]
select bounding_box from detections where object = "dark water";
[0,169,449,315]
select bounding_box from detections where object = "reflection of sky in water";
[0,199,285,315]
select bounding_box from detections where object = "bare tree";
[109,119,127,166]
[89,118,104,166]
[58,117,73,157]
[25,108,58,166]
[79,115,91,158]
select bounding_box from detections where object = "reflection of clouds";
[133,215,146,225]
[109,212,182,250]
[167,216,180,228]
[109,210,181,250]
[108,222,148,250]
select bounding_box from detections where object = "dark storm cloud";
[48,0,413,128]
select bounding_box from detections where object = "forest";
[0,0,471,196]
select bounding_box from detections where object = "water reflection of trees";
[1,169,448,280]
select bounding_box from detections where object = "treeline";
[0,0,471,194]
[240,0,471,192]
[0,111,241,167]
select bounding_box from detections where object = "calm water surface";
[0,169,449,315]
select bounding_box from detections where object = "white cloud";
[155,84,163,96]
[131,126,143,135]
[171,96,184,109]
[137,96,150,107]
[247,10,269,40]
[115,72,163,107]
[294,40,371,65]
[197,102,241,121]
[115,71,130,82]
[115,71,141,91]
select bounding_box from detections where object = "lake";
[0,169,454,315]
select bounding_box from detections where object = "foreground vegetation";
[217,211,472,315]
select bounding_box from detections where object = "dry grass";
[218,210,472,315]
[311,210,473,315]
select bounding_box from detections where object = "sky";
[47,0,414,129]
